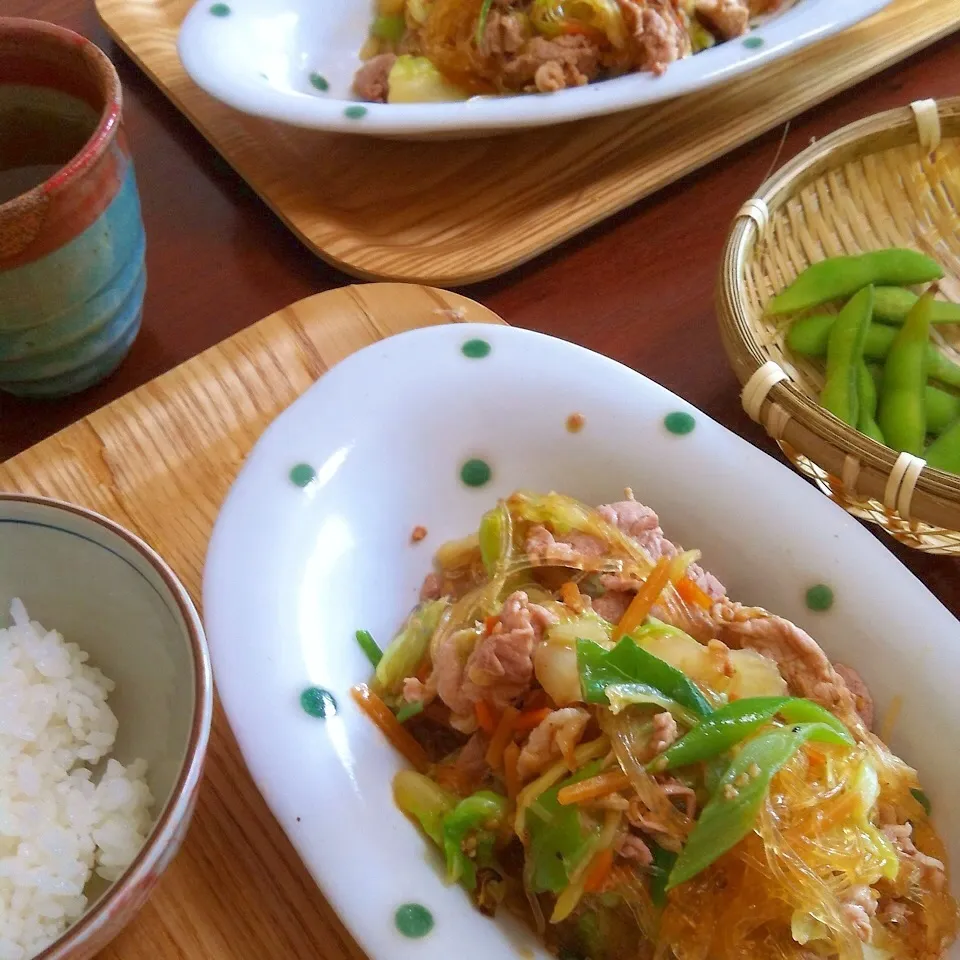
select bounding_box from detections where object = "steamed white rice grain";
[0,601,153,959]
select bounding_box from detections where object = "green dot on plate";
[395,903,434,938]
[300,687,337,718]
[460,458,492,487]
[290,463,317,488]
[344,105,368,119]
[461,338,491,359]
[743,35,764,49]
[209,2,231,15]
[309,73,329,92]
[805,584,834,612]
[664,411,696,435]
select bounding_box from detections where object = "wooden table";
[2,0,958,630]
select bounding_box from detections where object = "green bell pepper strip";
[442,791,508,889]
[649,844,678,907]
[577,637,713,718]
[878,294,932,455]
[911,787,932,816]
[786,314,960,391]
[857,360,885,443]
[873,286,960,324]
[649,696,853,772]
[768,250,942,315]
[820,286,873,426]
[355,629,382,667]
[776,699,855,737]
[667,721,849,889]
[395,700,424,723]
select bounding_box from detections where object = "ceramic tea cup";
[0,18,146,398]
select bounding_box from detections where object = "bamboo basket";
[717,96,960,554]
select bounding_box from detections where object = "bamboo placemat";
[0,284,503,960]
[96,0,960,285]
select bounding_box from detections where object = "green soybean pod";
[926,386,960,436]
[787,315,960,392]
[878,295,932,455]
[769,250,943,315]
[926,418,960,473]
[873,287,960,325]
[786,313,835,356]
[870,366,959,435]
[857,361,885,444]
[820,287,873,426]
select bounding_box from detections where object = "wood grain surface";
[93,0,960,285]
[0,285,502,960]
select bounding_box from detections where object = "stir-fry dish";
[353,0,795,103]
[352,490,957,960]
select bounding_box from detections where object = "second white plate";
[178,0,892,137]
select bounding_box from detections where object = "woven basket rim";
[717,95,960,534]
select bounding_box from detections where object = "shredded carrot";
[504,741,521,802]
[486,706,519,770]
[583,847,615,893]
[475,699,498,735]
[515,706,553,734]
[557,770,631,806]
[676,576,714,610]
[484,614,499,635]
[614,556,672,639]
[803,741,826,764]
[561,581,584,613]
[351,684,428,773]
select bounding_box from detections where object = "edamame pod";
[925,386,960,436]
[873,287,960,324]
[769,250,943,315]
[857,361,885,443]
[867,364,957,435]
[926,418,960,473]
[787,314,960,391]
[820,287,873,426]
[878,295,932,455]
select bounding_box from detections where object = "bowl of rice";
[0,494,213,960]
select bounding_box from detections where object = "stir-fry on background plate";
[203,324,960,960]
[178,0,893,137]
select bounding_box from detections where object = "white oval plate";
[178,0,893,138]
[203,323,959,960]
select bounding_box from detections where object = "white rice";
[0,600,153,960]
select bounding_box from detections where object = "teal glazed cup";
[0,19,146,398]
